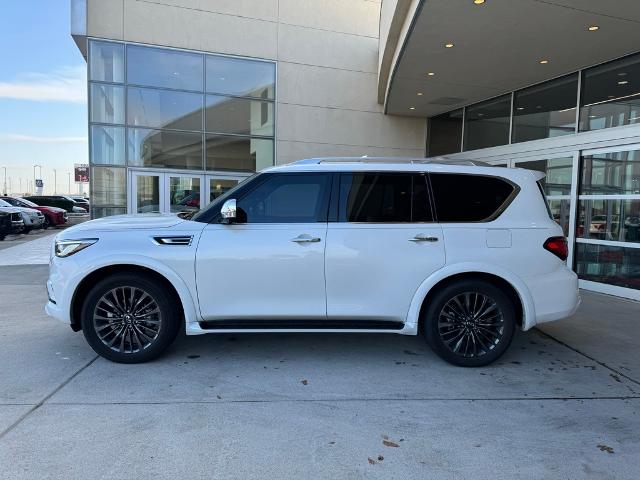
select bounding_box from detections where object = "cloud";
[0,133,87,144]
[0,65,87,104]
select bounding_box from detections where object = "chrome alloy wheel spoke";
[437,292,505,358]
[93,286,162,354]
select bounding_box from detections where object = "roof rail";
[288,156,491,167]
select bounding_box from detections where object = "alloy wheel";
[92,286,162,354]
[437,292,505,358]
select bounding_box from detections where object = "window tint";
[430,174,515,222]
[237,174,330,223]
[463,95,511,151]
[428,109,463,156]
[338,173,433,223]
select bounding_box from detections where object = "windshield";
[16,198,38,207]
[0,199,12,207]
[189,174,257,222]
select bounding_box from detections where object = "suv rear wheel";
[423,279,516,367]
[81,273,181,363]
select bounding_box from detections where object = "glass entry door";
[129,170,248,214]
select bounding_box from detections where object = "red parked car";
[0,196,68,228]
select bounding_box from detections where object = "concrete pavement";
[0,263,638,479]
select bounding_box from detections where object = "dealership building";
[70,0,640,300]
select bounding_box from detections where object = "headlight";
[55,239,98,258]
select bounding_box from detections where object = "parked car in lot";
[23,195,87,214]
[69,195,90,212]
[0,199,44,233]
[0,196,68,228]
[0,211,14,240]
[46,158,580,367]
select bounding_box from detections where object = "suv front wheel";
[423,279,516,367]
[81,273,181,363]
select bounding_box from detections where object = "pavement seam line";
[0,355,99,441]
[536,328,640,387]
[42,396,640,406]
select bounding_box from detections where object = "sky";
[0,0,87,195]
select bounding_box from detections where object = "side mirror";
[220,198,237,224]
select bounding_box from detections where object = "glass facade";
[88,40,276,217]
[463,95,511,151]
[427,52,640,156]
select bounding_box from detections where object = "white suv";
[46,158,580,367]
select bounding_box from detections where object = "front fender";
[66,253,200,328]
[403,262,537,334]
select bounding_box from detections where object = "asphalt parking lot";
[0,238,638,479]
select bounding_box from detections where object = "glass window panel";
[237,174,331,223]
[127,45,203,91]
[205,135,273,172]
[206,55,275,99]
[463,95,511,151]
[580,53,640,131]
[516,157,573,196]
[127,87,203,131]
[575,243,640,290]
[169,176,201,213]
[430,173,515,222]
[90,84,125,124]
[209,178,239,202]
[512,74,578,142]
[136,175,160,213]
[548,199,571,237]
[427,109,462,156]
[92,207,126,219]
[92,167,126,206]
[89,41,124,83]
[577,199,640,243]
[581,150,640,195]
[128,128,203,170]
[90,126,125,165]
[205,95,274,136]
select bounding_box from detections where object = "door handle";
[410,234,439,242]
[291,234,321,243]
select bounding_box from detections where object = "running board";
[198,320,404,330]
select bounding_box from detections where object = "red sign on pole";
[74,164,89,183]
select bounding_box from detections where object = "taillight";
[543,236,568,261]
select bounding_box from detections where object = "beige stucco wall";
[85,0,426,164]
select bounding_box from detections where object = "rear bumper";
[523,266,581,327]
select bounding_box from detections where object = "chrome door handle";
[410,234,439,242]
[291,234,321,243]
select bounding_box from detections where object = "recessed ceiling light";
[618,80,629,85]
[618,72,627,76]
[427,72,435,76]
[445,43,455,48]
[588,25,599,31]
[417,92,423,96]
[539,59,549,64]
[474,0,485,4]
[477,113,485,117]
[516,107,524,111]
[409,107,416,110]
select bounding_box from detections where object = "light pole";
[2,167,6,195]
[67,172,71,194]
[53,169,57,194]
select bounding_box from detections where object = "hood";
[41,206,66,213]
[0,206,23,214]
[63,213,185,235]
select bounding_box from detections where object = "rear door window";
[430,173,516,222]
[338,173,433,223]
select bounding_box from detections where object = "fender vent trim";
[152,235,193,246]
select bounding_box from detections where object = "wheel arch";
[69,263,194,332]
[404,264,536,334]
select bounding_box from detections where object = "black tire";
[423,279,516,367]
[43,216,51,229]
[81,273,181,363]
[23,227,32,234]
